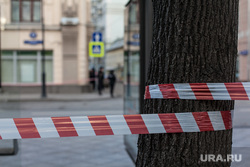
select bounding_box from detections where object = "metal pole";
[127,2,131,97]
[139,0,153,114]
[139,0,145,115]
[247,1,250,81]
[0,5,2,90]
[41,0,46,97]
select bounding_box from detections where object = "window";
[11,0,41,22]
[1,50,53,83]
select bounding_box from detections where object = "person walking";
[97,67,104,95]
[108,70,116,98]
[89,68,96,91]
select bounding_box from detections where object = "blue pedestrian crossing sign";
[93,45,101,54]
[89,42,104,57]
[92,32,102,42]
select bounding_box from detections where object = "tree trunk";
[136,1,239,167]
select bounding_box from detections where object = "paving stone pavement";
[0,136,134,167]
[0,98,250,166]
[0,93,112,102]
[0,97,135,167]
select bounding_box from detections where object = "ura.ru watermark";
[200,154,242,162]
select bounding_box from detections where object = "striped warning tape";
[145,82,250,100]
[0,111,232,140]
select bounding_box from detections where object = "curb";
[0,95,122,102]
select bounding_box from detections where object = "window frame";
[11,0,41,23]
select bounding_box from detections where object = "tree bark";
[136,1,239,167]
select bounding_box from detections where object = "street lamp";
[41,0,46,98]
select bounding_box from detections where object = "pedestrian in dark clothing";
[89,68,96,91]
[108,70,116,98]
[98,67,104,95]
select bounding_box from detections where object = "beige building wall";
[106,48,124,70]
[77,0,89,85]
[0,0,89,85]
[238,0,248,81]
[2,30,63,83]
[106,47,124,81]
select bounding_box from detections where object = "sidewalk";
[0,98,134,167]
[0,92,116,102]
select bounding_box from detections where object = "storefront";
[2,50,53,84]
[0,0,91,89]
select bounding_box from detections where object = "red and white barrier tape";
[0,111,232,140]
[145,82,250,100]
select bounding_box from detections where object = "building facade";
[238,0,249,81]
[1,0,91,86]
[106,38,124,80]
[90,0,127,70]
